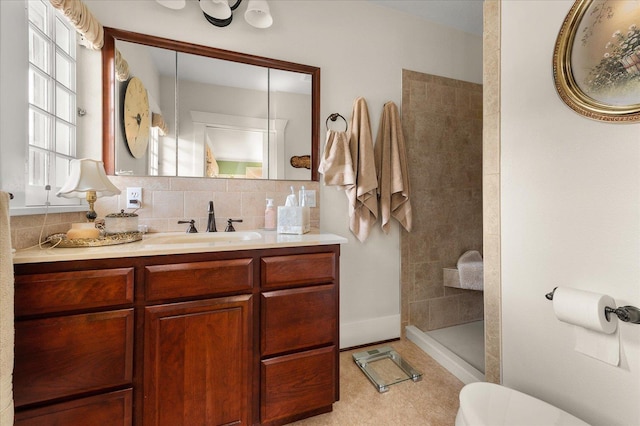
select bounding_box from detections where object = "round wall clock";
[123,76,151,158]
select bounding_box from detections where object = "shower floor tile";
[426,320,485,373]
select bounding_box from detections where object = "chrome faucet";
[178,219,198,233]
[207,201,217,232]
[225,219,243,232]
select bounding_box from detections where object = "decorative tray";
[47,231,143,248]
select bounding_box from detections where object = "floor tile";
[290,339,464,425]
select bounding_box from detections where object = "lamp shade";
[244,0,272,28]
[56,159,121,199]
[200,0,232,20]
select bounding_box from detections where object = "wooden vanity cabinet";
[142,257,254,426]
[13,244,340,426]
[259,251,340,426]
[13,266,135,426]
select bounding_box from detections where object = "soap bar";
[277,206,310,235]
[66,223,100,239]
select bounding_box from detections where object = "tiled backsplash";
[9,211,87,251]
[10,177,320,250]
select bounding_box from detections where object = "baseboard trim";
[406,325,484,384]
[340,314,400,349]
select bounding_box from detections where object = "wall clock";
[123,76,151,158]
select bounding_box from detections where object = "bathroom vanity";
[12,232,345,426]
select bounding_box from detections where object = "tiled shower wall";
[401,70,484,332]
[9,177,319,250]
[483,0,502,384]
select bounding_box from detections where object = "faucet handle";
[178,219,198,233]
[225,218,243,232]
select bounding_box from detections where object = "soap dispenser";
[264,198,276,230]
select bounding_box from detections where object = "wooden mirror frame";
[102,27,320,179]
[553,0,640,122]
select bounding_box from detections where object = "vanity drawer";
[261,346,336,425]
[261,284,336,356]
[261,252,336,289]
[15,268,134,317]
[14,309,134,407]
[145,258,253,301]
[15,389,132,426]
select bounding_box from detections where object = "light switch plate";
[299,189,316,207]
[126,187,142,209]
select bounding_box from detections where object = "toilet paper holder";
[545,287,640,324]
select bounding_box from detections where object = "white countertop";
[12,230,348,264]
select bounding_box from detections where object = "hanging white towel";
[318,130,355,188]
[457,250,484,291]
[345,97,378,242]
[0,192,14,425]
[374,101,412,234]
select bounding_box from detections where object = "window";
[26,0,77,205]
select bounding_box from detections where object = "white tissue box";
[277,206,310,234]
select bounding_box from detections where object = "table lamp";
[56,159,121,239]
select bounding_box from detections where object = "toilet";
[456,382,590,426]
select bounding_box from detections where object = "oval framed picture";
[553,0,640,122]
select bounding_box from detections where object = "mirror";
[102,27,320,180]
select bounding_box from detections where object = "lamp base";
[86,210,98,222]
[86,190,98,222]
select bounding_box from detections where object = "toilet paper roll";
[552,287,618,334]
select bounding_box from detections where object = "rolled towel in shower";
[457,250,483,291]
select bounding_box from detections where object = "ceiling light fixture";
[244,0,273,29]
[156,0,272,29]
[199,0,232,27]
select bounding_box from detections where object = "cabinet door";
[144,295,252,426]
[14,309,134,407]
[261,253,336,290]
[15,268,134,317]
[261,284,336,357]
[145,258,253,301]
[15,389,132,426]
[261,346,336,425]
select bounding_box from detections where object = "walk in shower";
[400,70,484,383]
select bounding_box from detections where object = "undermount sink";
[144,231,263,245]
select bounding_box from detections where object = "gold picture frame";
[553,0,640,122]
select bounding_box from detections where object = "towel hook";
[326,113,347,132]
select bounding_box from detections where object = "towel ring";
[326,113,347,132]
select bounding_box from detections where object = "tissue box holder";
[277,206,310,234]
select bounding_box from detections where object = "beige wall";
[401,70,484,333]
[500,1,639,424]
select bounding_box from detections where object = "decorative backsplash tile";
[10,177,320,250]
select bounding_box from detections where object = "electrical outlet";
[300,189,316,207]
[126,187,142,209]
